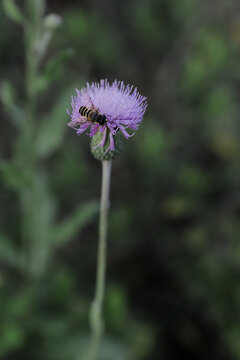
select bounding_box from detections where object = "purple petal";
[67,79,147,153]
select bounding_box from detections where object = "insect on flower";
[67,79,147,153]
[78,106,107,126]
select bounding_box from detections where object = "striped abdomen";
[79,106,95,121]
[79,106,107,125]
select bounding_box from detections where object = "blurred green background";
[0,0,240,359]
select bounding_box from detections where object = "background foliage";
[0,0,240,359]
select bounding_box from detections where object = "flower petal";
[67,79,147,153]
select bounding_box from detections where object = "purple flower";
[67,79,147,152]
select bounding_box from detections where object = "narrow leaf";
[3,0,24,24]
[0,161,29,191]
[35,88,72,159]
[0,80,25,126]
[0,234,25,270]
[50,201,99,247]
[36,49,74,93]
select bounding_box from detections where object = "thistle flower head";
[67,79,147,154]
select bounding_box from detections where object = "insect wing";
[70,118,87,129]
[85,94,99,112]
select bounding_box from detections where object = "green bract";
[91,130,122,161]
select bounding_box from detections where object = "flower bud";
[91,130,122,161]
[44,14,62,31]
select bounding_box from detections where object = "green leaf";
[36,49,74,93]
[0,80,15,107]
[0,80,25,126]
[35,88,72,159]
[50,201,98,247]
[0,161,29,191]
[0,233,25,270]
[3,0,24,24]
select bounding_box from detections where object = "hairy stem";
[21,0,48,279]
[88,160,112,360]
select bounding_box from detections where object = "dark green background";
[0,0,240,359]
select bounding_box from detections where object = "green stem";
[88,160,112,360]
[20,0,47,279]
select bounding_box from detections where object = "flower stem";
[88,160,112,360]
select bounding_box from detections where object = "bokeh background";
[1,0,240,359]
